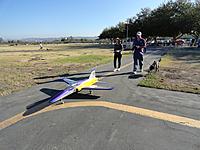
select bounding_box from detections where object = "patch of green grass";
[139,47,200,94]
[55,55,112,64]
[138,73,165,89]
[139,72,200,94]
[159,54,174,66]
[0,44,113,96]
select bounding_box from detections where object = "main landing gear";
[55,99,65,105]
[89,90,92,95]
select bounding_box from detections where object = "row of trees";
[0,37,3,43]
[0,37,98,45]
[99,0,200,41]
[60,37,97,43]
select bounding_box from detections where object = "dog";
[148,59,161,73]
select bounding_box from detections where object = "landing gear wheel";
[89,90,92,95]
[60,100,64,104]
[55,99,64,105]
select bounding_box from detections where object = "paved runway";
[0,47,200,150]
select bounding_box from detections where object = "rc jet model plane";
[49,70,113,104]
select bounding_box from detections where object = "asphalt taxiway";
[1,47,200,150]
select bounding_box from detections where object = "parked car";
[175,39,185,45]
[198,39,200,48]
[122,38,134,50]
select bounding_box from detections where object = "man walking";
[132,31,146,74]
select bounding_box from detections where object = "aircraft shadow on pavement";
[23,99,51,116]
[40,88,100,99]
[23,88,100,116]
[128,74,144,79]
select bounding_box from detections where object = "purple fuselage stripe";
[50,78,113,103]
[50,87,74,103]
[50,79,87,103]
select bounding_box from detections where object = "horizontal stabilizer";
[62,78,77,86]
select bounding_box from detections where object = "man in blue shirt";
[132,31,146,74]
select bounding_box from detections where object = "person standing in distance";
[132,31,146,74]
[113,38,123,72]
[39,42,43,49]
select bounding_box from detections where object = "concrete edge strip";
[1,101,200,130]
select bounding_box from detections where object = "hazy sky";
[0,0,166,39]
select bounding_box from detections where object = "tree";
[128,8,151,37]
[99,0,199,40]
[191,2,200,38]
[99,23,126,40]
[61,38,65,42]
[0,37,3,43]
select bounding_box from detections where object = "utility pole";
[125,22,129,42]
[124,21,129,49]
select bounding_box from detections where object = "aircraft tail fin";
[89,70,96,79]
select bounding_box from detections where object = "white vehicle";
[198,39,200,47]
[122,39,134,50]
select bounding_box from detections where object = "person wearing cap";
[113,38,123,72]
[132,31,146,74]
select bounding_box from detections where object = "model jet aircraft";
[49,70,113,104]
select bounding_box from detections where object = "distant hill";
[21,36,98,42]
[72,36,98,40]
[21,37,61,42]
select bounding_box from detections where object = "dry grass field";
[0,43,113,96]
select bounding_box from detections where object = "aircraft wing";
[82,85,113,90]
[49,87,76,103]
[62,78,77,86]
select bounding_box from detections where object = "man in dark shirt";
[132,31,146,74]
[113,38,123,72]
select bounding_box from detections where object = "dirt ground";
[0,43,113,96]
[140,47,200,94]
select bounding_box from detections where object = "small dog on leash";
[148,59,161,73]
